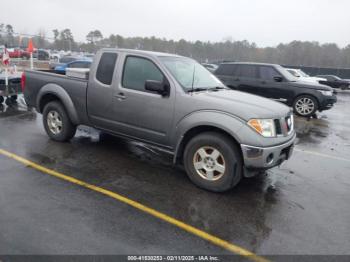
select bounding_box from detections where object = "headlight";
[318,90,333,96]
[248,119,276,137]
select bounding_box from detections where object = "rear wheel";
[0,96,4,104]
[183,132,242,192]
[43,101,76,142]
[293,95,318,117]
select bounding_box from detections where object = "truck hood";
[290,80,333,91]
[190,90,291,121]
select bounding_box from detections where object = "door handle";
[234,78,240,81]
[260,81,267,84]
[115,92,126,100]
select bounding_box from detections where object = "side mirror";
[273,76,283,82]
[145,80,169,96]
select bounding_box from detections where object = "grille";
[275,114,293,136]
[274,119,283,135]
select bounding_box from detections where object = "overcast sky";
[3,0,350,47]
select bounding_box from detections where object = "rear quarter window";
[237,65,257,78]
[96,53,118,85]
[215,64,237,76]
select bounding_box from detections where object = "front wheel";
[43,101,76,142]
[293,95,318,117]
[183,132,242,192]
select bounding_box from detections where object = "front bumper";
[319,94,337,111]
[240,133,296,176]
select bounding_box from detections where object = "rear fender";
[37,83,79,124]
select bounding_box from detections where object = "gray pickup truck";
[23,48,295,192]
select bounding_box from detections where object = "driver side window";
[122,56,164,93]
[259,66,282,81]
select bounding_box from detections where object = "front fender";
[37,83,80,124]
[172,110,246,163]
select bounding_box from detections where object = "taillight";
[21,72,26,92]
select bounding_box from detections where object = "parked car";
[54,59,92,74]
[315,75,350,90]
[286,68,326,83]
[33,49,50,61]
[3,48,30,59]
[215,62,337,117]
[23,48,295,192]
[49,56,82,70]
[202,63,218,73]
[49,51,61,62]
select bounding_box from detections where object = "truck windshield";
[159,57,225,92]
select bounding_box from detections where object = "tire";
[10,95,17,102]
[293,95,318,117]
[0,96,4,104]
[5,98,11,106]
[42,101,76,142]
[183,132,242,192]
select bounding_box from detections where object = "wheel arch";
[173,124,243,165]
[293,93,320,108]
[37,84,79,124]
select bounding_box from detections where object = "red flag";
[27,38,34,53]
[2,47,10,65]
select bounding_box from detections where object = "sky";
[2,0,350,47]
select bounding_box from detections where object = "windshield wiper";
[207,86,228,91]
[188,87,208,93]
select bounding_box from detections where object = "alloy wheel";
[193,146,226,181]
[47,110,63,135]
[295,97,315,116]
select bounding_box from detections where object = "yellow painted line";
[294,148,350,163]
[0,148,269,262]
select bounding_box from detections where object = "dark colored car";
[33,49,50,61]
[316,75,350,90]
[215,62,337,117]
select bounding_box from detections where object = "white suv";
[287,68,326,83]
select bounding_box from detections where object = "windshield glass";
[287,69,300,77]
[277,66,299,82]
[298,70,309,77]
[159,57,225,91]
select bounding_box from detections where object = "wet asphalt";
[0,93,349,257]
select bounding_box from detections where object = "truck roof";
[101,48,184,58]
[221,61,280,67]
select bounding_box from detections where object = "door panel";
[235,65,260,95]
[256,66,293,104]
[112,55,175,146]
[87,52,119,129]
[215,64,239,89]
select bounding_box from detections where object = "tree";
[5,24,13,35]
[86,30,103,44]
[59,28,75,51]
[5,24,14,46]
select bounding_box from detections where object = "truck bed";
[24,70,90,125]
